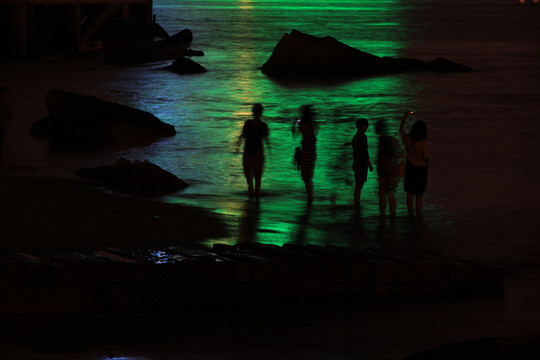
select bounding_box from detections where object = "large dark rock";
[31,89,176,149]
[75,159,188,197]
[165,56,207,75]
[261,30,473,78]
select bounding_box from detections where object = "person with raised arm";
[399,111,429,216]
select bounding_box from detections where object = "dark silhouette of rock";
[164,29,193,47]
[31,89,176,149]
[165,56,207,74]
[75,159,188,197]
[261,30,473,78]
[104,28,204,63]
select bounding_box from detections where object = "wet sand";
[2,173,540,360]
[0,174,229,251]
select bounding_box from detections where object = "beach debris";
[261,29,473,78]
[31,89,176,149]
[75,159,188,197]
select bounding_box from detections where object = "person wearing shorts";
[239,103,269,198]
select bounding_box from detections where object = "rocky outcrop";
[104,28,204,64]
[261,30,473,78]
[165,56,207,75]
[31,89,176,149]
[75,159,188,197]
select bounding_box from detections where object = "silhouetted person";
[238,103,269,198]
[351,118,373,208]
[375,120,400,218]
[292,105,317,203]
[400,111,429,215]
[0,87,9,176]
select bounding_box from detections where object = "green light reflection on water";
[152,0,418,248]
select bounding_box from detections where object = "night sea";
[1,0,540,356]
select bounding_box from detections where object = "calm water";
[2,2,540,358]
[2,0,540,265]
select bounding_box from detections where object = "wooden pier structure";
[0,0,154,58]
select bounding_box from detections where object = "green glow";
[150,0,417,247]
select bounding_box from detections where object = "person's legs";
[243,157,254,197]
[407,193,414,215]
[378,183,387,216]
[305,180,314,203]
[301,161,315,203]
[354,179,364,208]
[416,195,423,215]
[388,194,396,218]
[253,153,264,198]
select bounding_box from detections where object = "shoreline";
[0,173,230,251]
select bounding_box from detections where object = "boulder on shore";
[75,159,188,197]
[31,89,176,149]
[261,30,473,78]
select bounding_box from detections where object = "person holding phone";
[399,111,429,216]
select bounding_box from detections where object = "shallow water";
[2,2,540,359]
[2,0,540,267]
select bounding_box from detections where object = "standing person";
[0,87,9,176]
[351,118,373,208]
[375,120,401,218]
[399,111,429,215]
[238,103,269,198]
[292,105,317,203]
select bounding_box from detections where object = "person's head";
[252,103,263,118]
[356,118,369,133]
[409,120,427,141]
[300,105,314,123]
[374,120,386,135]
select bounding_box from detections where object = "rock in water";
[75,159,188,197]
[31,89,176,149]
[261,29,473,78]
[166,56,207,74]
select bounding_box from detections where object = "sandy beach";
[0,173,229,252]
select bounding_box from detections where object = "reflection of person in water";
[238,103,269,198]
[237,200,260,243]
[400,111,429,216]
[375,120,400,218]
[0,87,10,176]
[351,118,373,208]
[292,105,317,203]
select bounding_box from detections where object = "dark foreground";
[1,174,540,359]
